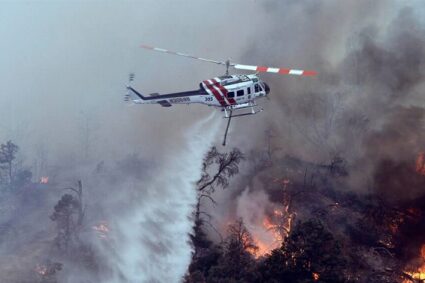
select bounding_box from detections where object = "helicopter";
[125,45,317,145]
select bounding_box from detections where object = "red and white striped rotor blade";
[234,64,317,76]
[140,44,225,65]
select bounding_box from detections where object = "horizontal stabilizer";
[157,100,172,107]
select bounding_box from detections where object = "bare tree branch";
[197,147,244,193]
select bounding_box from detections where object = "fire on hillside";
[209,152,425,282]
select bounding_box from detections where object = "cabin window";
[228,91,235,98]
[254,84,259,92]
[247,87,251,95]
[237,90,244,97]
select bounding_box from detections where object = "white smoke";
[100,112,221,283]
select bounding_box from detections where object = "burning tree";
[226,218,259,256]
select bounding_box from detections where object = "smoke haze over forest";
[1,1,425,282]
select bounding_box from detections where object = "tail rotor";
[124,73,135,102]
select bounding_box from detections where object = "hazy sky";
[1,0,424,161]
[0,0,267,165]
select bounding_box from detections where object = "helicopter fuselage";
[126,74,270,109]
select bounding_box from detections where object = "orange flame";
[249,207,294,258]
[253,241,272,257]
[312,272,320,281]
[404,244,425,281]
[416,152,425,175]
[245,178,295,258]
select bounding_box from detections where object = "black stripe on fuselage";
[129,87,207,101]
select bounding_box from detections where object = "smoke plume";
[202,0,425,251]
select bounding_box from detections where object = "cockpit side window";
[254,84,259,93]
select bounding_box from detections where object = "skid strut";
[221,102,264,146]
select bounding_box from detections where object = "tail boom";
[126,86,207,107]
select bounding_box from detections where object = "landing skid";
[221,102,263,146]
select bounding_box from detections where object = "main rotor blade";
[234,64,317,76]
[140,44,226,66]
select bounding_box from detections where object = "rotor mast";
[225,59,230,76]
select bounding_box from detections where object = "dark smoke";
[203,0,425,249]
[242,3,425,194]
